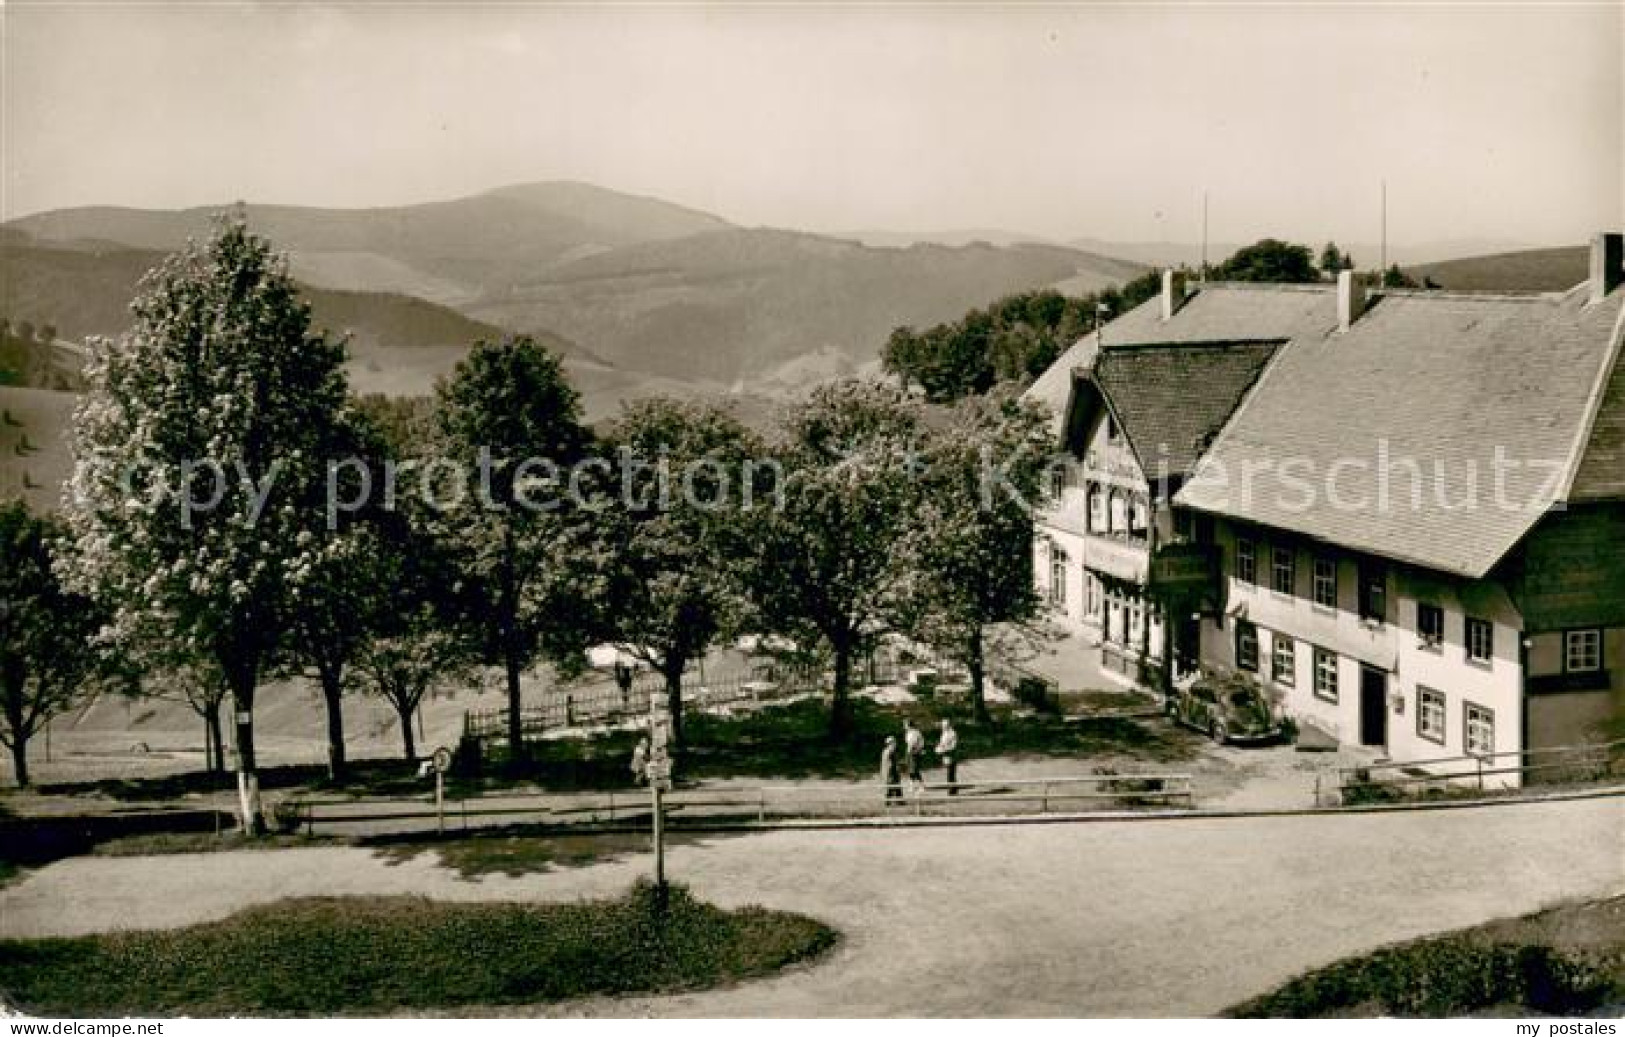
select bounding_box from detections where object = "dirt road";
[2,794,1621,1016]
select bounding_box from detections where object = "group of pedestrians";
[881,718,959,803]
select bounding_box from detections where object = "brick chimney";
[1160,269,1188,321]
[1590,232,1624,304]
[1337,270,1367,332]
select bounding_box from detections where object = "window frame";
[1313,646,1339,703]
[1312,556,1337,609]
[1235,620,1259,673]
[1087,483,1106,534]
[1271,634,1296,687]
[1357,559,1387,623]
[1417,686,1446,745]
[1563,628,1603,674]
[1271,546,1296,597]
[1464,701,1495,758]
[1049,546,1069,607]
[1417,603,1445,649]
[1466,616,1494,665]
[1236,538,1257,586]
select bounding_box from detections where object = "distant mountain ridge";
[1406,246,1590,293]
[7,182,1144,388]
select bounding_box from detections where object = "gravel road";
[2,794,1620,1017]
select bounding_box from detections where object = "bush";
[1230,937,1616,1017]
[0,882,837,1016]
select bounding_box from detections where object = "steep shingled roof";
[1569,320,1625,500]
[1023,282,1334,438]
[1104,282,1337,346]
[1089,341,1279,479]
[1022,333,1098,437]
[1175,287,1625,578]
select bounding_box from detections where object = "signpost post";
[431,746,453,836]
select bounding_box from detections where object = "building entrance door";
[1359,665,1388,747]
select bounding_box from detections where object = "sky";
[3,2,1622,249]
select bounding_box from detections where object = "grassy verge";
[371,828,738,880]
[1229,895,1625,1017]
[91,831,344,857]
[0,882,837,1016]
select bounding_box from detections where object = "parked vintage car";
[1165,670,1281,745]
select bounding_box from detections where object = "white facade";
[1034,406,1168,681]
[1198,518,1525,786]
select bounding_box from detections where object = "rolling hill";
[1406,246,1590,292]
[6,181,731,304]
[7,182,1145,388]
[466,227,1143,383]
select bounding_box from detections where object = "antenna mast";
[1201,189,1209,278]
[1380,179,1388,273]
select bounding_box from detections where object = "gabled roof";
[1175,286,1625,578]
[1088,341,1280,479]
[1022,333,1098,437]
[1568,310,1625,500]
[1104,282,1337,346]
[1023,282,1334,439]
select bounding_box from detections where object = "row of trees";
[882,239,1434,404]
[881,272,1162,402]
[1,219,1053,832]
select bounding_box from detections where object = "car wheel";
[1211,720,1229,745]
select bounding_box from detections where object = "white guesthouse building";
[1025,234,1625,784]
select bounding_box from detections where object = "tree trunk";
[504,644,524,768]
[396,699,418,762]
[663,661,685,751]
[2,675,29,787]
[8,738,27,789]
[500,531,527,767]
[829,638,854,739]
[968,627,990,724]
[227,668,264,836]
[318,663,347,783]
[206,699,225,774]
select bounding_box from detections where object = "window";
[1236,538,1257,585]
[1417,603,1445,648]
[1106,416,1120,444]
[1049,546,1068,607]
[1358,559,1387,623]
[1464,702,1495,757]
[1083,574,1100,619]
[1047,464,1066,501]
[1312,556,1337,608]
[1466,617,1494,664]
[1417,686,1446,745]
[1172,508,1194,541]
[1129,603,1143,646]
[1087,484,1106,533]
[1565,629,1603,674]
[1272,635,1296,686]
[1129,497,1149,542]
[1236,621,1259,672]
[1272,546,1295,596]
[1109,490,1127,535]
[1313,647,1339,702]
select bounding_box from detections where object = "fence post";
[1041,781,1049,814]
[1477,755,1484,792]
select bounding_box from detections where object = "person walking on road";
[903,719,926,793]
[936,718,960,795]
[881,736,903,805]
